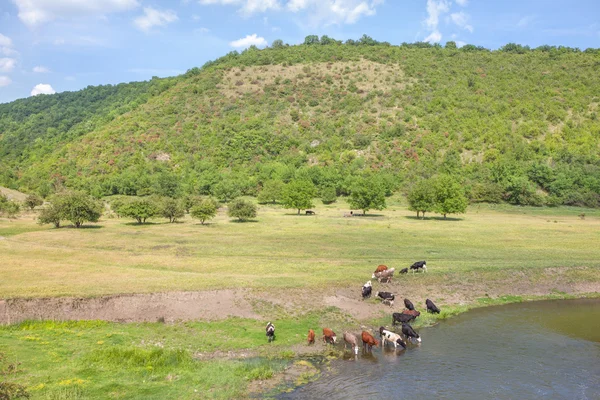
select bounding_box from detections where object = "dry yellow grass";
[1,200,599,299]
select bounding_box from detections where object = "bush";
[469,182,504,204]
[37,204,62,228]
[24,194,43,210]
[227,198,257,221]
[41,191,102,228]
[119,198,159,224]
[281,180,316,214]
[257,180,284,204]
[348,177,386,215]
[320,185,337,204]
[191,198,218,224]
[407,180,435,218]
[161,197,185,223]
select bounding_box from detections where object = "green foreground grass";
[1,200,600,398]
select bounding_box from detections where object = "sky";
[0,0,599,104]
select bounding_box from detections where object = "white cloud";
[12,0,140,28]
[0,76,11,87]
[424,30,442,43]
[200,0,280,14]
[517,15,535,28]
[33,65,50,73]
[0,58,16,73]
[31,83,56,96]
[450,11,473,33]
[423,0,449,42]
[455,0,468,5]
[134,7,178,32]
[0,33,12,47]
[230,33,268,48]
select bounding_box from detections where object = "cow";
[410,261,427,273]
[376,291,395,307]
[343,332,359,355]
[362,281,372,299]
[266,322,275,343]
[379,326,407,349]
[392,312,416,325]
[305,210,315,215]
[402,323,421,343]
[426,299,441,314]
[323,328,337,344]
[404,298,415,311]
[402,309,421,318]
[343,211,354,217]
[361,331,379,352]
[373,268,395,283]
[373,265,388,274]
[307,329,315,345]
[399,268,409,274]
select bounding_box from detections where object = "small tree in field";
[161,197,185,223]
[37,203,62,228]
[432,175,468,219]
[320,185,337,204]
[227,198,257,222]
[24,194,43,210]
[191,199,218,225]
[0,199,20,219]
[257,180,284,204]
[58,191,102,228]
[348,178,386,215]
[281,180,316,214]
[407,180,435,218]
[119,198,159,224]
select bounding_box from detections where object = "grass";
[1,199,600,398]
[1,199,599,298]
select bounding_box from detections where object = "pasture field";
[1,199,600,399]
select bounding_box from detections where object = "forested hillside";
[1,38,599,206]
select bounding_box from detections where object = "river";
[279,298,600,399]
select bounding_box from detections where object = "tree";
[271,39,285,48]
[348,178,386,215]
[119,198,159,224]
[281,180,316,214]
[445,41,457,49]
[227,198,257,221]
[320,185,337,204]
[182,195,203,213]
[303,35,320,45]
[161,197,185,223]
[257,180,284,204]
[55,191,103,228]
[432,175,468,218]
[24,194,43,210]
[407,180,435,218]
[0,196,20,219]
[37,203,62,228]
[191,198,218,224]
[212,180,242,203]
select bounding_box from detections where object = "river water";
[280,298,600,400]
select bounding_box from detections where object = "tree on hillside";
[348,178,386,215]
[304,35,320,45]
[119,198,159,224]
[191,198,218,225]
[320,185,337,204]
[161,197,185,223]
[281,180,316,214]
[257,180,284,204]
[407,180,435,218]
[37,203,62,228]
[24,194,43,210]
[56,191,103,228]
[271,39,285,48]
[212,180,242,203]
[432,176,468,219]
[227,198,257,222]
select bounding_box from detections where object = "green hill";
[1,39,599,206]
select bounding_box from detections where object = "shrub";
[119,198,159,224]
[227,199,257,221]
[161,197,185,223]
[37,204,62,228]
[257,180,284,204]
[407,180,435,218]
[281,180,316,214]
[24,194,43,210]
[191,198,218,224]
[320,185,337,204]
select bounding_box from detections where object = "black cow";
[362,281,372,299]
[392,312,416,325]
[305,210,315,215]
[410,261,427,273]
[404,298,415,311]
[426,299,441,314]
[399,268,409,274]
[402,323,421,343]
[376,291,395,307]
[266,322,275,342]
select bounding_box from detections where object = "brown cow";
[307,329,315,345]
[361,331,379,352]
[402,309,421,318]
[323,328,337,344]
[373,264,388,274]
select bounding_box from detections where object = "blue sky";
[0,0,599,103]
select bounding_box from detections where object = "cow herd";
[265,261,442,359]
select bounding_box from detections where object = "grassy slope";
[1,202,600,398]
[3,45,599,200]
